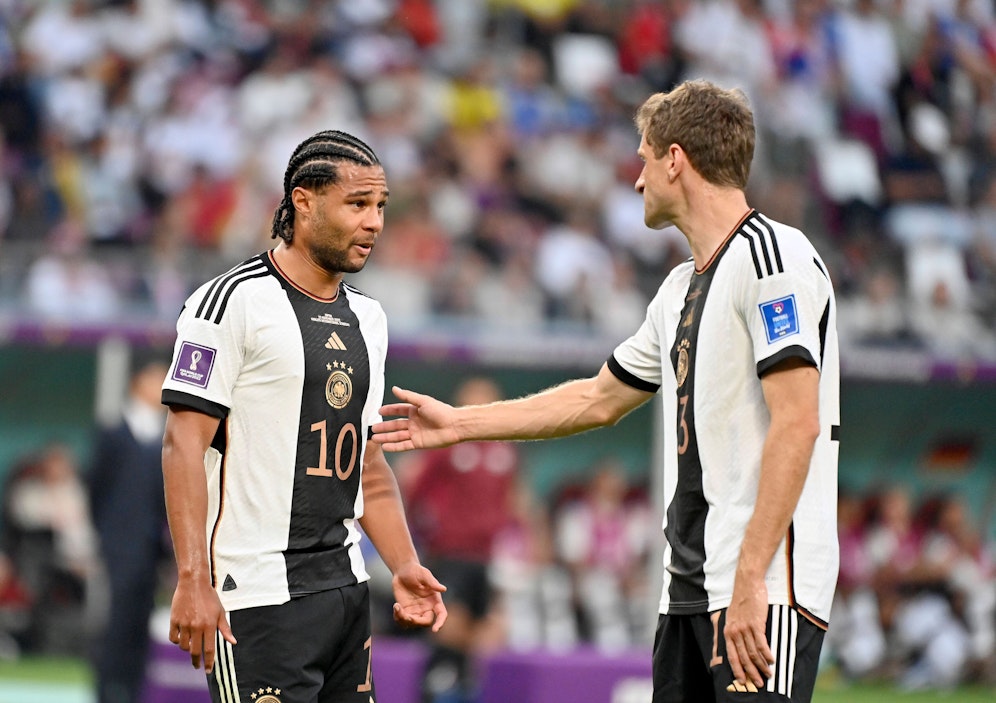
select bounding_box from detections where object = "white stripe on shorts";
[766,605,799,697]
[215,621,241,703]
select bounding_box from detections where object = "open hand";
[372,386,460,451]
[391,561,448,632]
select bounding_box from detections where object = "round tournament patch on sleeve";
[758,295,799,344]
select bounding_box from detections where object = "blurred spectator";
[590,255,649,340]
[836,265,916,348]
[905,236,996,360]
[826,488,885,679]
[865,485,922,633]
[674,0,777,114]
[24,219,122,321]
[0,0,993,369]
[0,551,31,659]
[0,442,97,655]
[533,208,612,323]
[914,493,996,683]
[489,479,577,653]
[829,0,902,161]
[87,359,170,703]
[403,377,521,703]
[553,458,653,652]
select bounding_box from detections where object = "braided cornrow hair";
[270,130,381,243]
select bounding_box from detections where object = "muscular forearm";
[453,365,649,442]
[360,448,420,573]
[163,444,211,582]
[162,409,218,584]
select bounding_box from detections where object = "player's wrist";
[175,564,212,583]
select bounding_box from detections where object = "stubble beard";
[309,211,370,275]
[312,241,367,275]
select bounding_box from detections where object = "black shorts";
[652,605,825,703]
[425,558,491,620]
[209,583,375,703]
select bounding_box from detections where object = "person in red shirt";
[403,377,520,703]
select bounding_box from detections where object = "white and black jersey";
[162,251,387,611]
[610,210,840,627]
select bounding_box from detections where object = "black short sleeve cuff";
[607,354,661,393]
[756,345,818,378]
[162,389,230,419]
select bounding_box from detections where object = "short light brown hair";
[635,80,755,189]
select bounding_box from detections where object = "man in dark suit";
[88,359,170,703]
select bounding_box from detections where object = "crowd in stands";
[0,0,995,360]
[828,484,996,690]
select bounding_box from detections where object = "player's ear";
[291,186,313,217]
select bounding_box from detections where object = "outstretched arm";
[162,407,236,674]
[373,363,654,452]
[359,441,447,631]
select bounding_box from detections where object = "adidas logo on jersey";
[325,332,347,350]
[222,574,238,591]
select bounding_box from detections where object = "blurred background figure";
[0,441,97,656]
[553,457,653,652]
[87,358,170,703]
[825,487,885,680]
[489,478,577,654]
[402,377,521,703]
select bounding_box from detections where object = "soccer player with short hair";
[161,130,447,703]
[374,80,840,703]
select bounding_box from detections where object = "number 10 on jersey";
[307,420,358,480]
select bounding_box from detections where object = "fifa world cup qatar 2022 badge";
[172,342,217,389]
[325,361,353,409]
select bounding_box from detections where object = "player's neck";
[271,241,343,300]
[679,189,751,272]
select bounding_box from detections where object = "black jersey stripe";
[195,260,265,320]
[197,260,266,320]
[813,257,829,280]
[342,282,372,298]
[195,260,266,320]
[739,231,764,279]
[211,271,270,324]
[785,523,797,611]
[755,215,785,274]
[205,268,270,325]
[818,300,830,367]
[208,419,229,590]
[744,220,774,276]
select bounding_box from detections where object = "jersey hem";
[660,596,830,631]
[219,574,372,612]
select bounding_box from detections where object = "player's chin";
[342,257,369,274]
[644,213,673,230]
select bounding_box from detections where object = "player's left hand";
[391,562,448,632]
[724,575,773,690]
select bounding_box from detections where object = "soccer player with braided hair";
[161,129,447,703]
